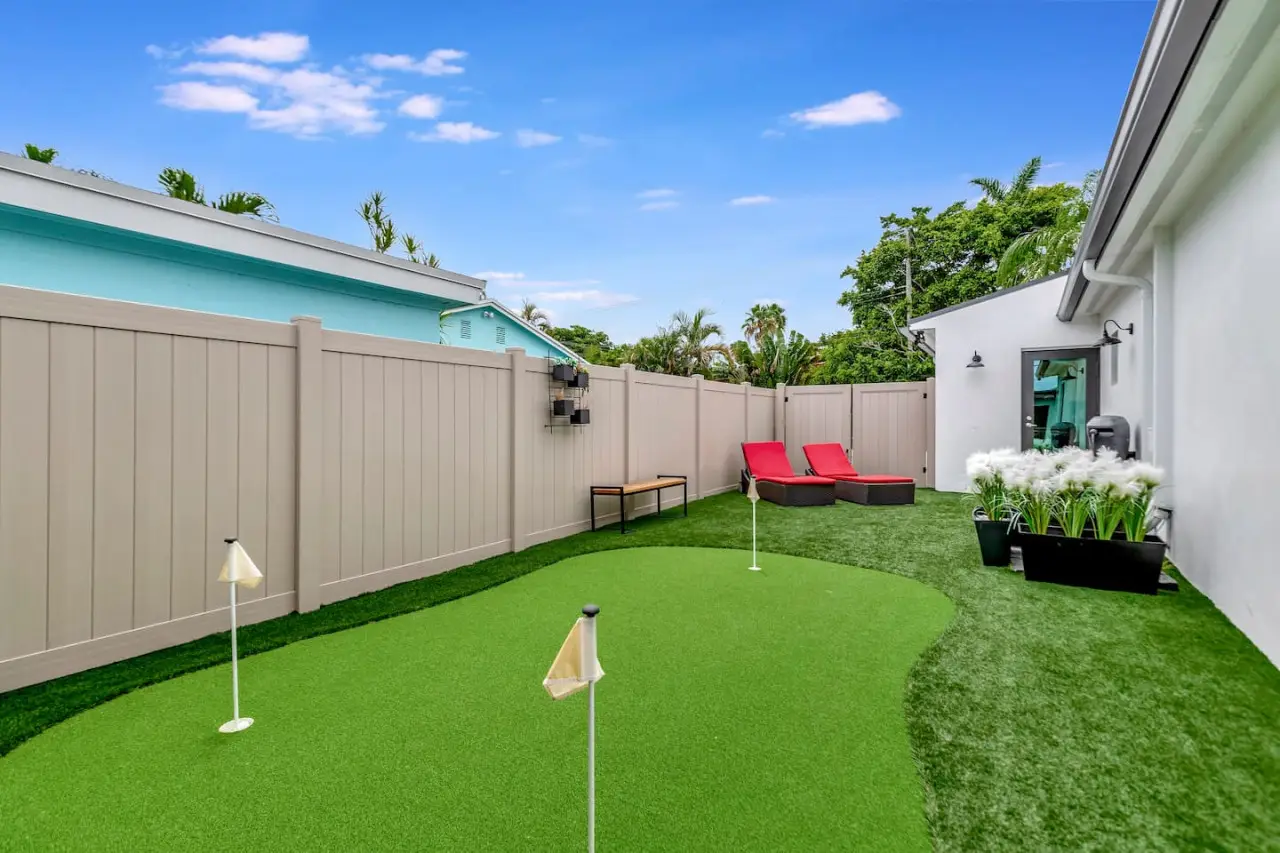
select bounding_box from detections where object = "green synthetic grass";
[0,548,950,852]
[4,491,1280,851]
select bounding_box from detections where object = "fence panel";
[701,381,748,496]
[851,382,930,479]
[784,384,853,472]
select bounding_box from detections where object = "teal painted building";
[0,154,485,340]
[441,300,582,361]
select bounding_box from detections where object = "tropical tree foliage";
[158,167,277,221]
[996,169,1100,286]
[358,191,441,267]
[519,299,551,331]
[970,156,1043,204]
[547,324,615,362]
[23,143,57,164]
[606,309,735,376]
[742,302,785,345]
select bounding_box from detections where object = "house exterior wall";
[443,306,571,359]
[0,206,447,343]
[917,277,1101,492]
[1094,276,1148,454]
[1164,88,1280,665]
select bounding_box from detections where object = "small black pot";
[570,371,590,389]
[973,510,1012,567]
[1018,525,1167,595]
[552,398,575,416]
[551,363,576,382]
[570,408,591,425]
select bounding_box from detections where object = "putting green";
[0,548,951,851]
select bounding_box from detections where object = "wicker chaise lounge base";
[832,478,915,505]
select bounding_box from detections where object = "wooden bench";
[591,475,687,533]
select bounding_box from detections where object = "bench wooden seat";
[591,474,687,533]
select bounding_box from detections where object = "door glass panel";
[1030,356,1088,450]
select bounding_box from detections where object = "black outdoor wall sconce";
[966,350,985,368]
[1095,319,1134,346]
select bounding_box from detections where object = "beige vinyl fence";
[0,284,805,692]
[782,381,936,485]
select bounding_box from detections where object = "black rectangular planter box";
[552,398,575,416]
[973,511,1012,567]
[570,408,591,425]
[1018,525,1167,595]
[570,371,590,389]
[551,363,576,382]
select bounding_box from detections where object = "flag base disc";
[748,565,761,572]
[219,717,254,734]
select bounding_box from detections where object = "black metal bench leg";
[656,487,662,520]
[590,491,596,531]
[620,493,626,534]
[683,481,688,516]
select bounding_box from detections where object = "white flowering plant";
[965,449,1018,521]
[968,447,1164,541]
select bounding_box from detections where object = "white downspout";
[1081,259,1155,460]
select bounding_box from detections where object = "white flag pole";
[218,537,259,734]
[747,477,761,571]
[581,603,600,853]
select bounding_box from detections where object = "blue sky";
[1,0,1155,344]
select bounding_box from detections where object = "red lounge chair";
[802,443,916,505]
[741,441,836,506]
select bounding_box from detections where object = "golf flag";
[219,540,264,589]
[543,616,604,699]
[746,476,760,503]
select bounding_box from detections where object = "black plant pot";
[570,408,591,425]
[973,510,1012,567]
[551,363,575,382]
[1018,525,1167,595]
[552,398,575,416]
[570,371,590,389]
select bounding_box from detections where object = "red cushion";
[842,475,915,484]
[758,475,836,486]
[803,443,859,477]
[742,441,797,479]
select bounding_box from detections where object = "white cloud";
[1043,161,1065,169]
[160,81,259,113]
[730,195,776,206]
[180,61,280,85]
[365,48,466,76]
[516,129,562,148]
[761,128,785,139]
[790,91,901,128]
[636,188,677,199]
[198,32,309,64]
[475,271,526,281]
[145,44,183,60]
[165,60,384,136]
[410,121,499,143]
[398,94,445,119]
[639,200,679,212]
[578,133,613,148]
[530,289,637,308]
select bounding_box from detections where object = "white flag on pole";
[218,538,262,734]
[543,617,604,699]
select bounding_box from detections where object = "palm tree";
[359,192,441,267]
[996,169,1100,286]
[742,303,785,344]
[971,156,1042,204]
[519,299,551,331]
[673,308,733,376]
[158,167,276,221]
[23,144,57,164]
[401,234,441,268]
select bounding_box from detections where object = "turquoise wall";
[443,306,576,360]
[0,204,454,343]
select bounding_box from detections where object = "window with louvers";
[461,319,472,339]
[496,325,507,346]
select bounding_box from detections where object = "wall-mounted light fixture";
[1095,319,1134,347]
[966,350,985,368]
[481,310,495,319]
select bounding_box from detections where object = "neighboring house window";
[461,319,472,340]
[496,325,507,346]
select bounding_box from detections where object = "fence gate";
[784,381,933,483]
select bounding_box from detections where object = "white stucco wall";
[913,276,1101,493]
[1095,280,1147,453]
[1166,87,1280,665]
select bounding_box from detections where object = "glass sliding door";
[1021,348,1100,451]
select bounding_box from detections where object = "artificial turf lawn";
[0,548,951,852]
[3,490,1280,851]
